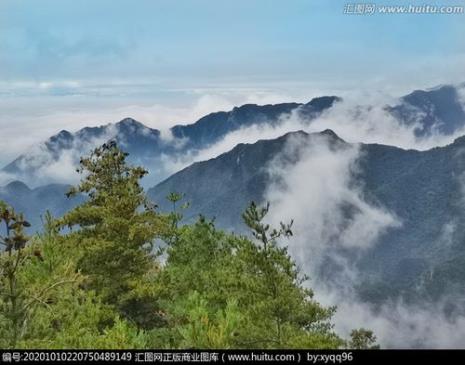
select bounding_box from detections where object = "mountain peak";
[389,84,465,136]
[320,128,343,141]
[114,118,161,139]
[2,180,31,194]
[116,117,146,129]
[279,129,344,143]
[283,129,345,146]
[49,129,73,142]
[46,129,75,151]
[56,129,73,138]
[403,84,457,103]
[117,117,139,124]
[306,96,342,109]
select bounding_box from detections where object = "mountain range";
[2,96,340,186]
[3,83,465,187]
[0,181,83,230]
[149,128,465,307]
[1,83,465,308]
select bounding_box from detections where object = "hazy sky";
[0,0,464,162]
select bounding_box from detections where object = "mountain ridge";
[3,83,465,187]
[147,126,465,307]
[1,96,341,185]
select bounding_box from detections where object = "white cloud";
[262,133,399,288]
[303,96,465,151]
[2,81,465,346]
[2,83,465,191]
[266,133,399,250]
[160,110,302,175]
[258,128,465,349]
[158,89,465,181]
[0,86,302,167]
[319,291,465,349]
[6,124,117,186]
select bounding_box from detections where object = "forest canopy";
[0,142,377,349]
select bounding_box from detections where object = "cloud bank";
[260,132,465,348]
[3,86,465,190]
[161,90,465,180]
[0,87,299,168]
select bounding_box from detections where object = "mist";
[4,85,465,190]
[158,90,465,182]
[2,86,465,347]
[0,124,118,187]
[0,88,299,168]
[261,132,465,348]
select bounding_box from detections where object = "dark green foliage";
[155,204,343,348]
[242,201,293,250]
[147,129,465,308]
[57,141,168,328]
[348,329,379,349]
[0,202,31,347]
[166,192,189,235]
[0,204,81,348]
[0,143,376,349]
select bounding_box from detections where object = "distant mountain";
[0,181,82,232]
[2,82,465,300]
[3,83,465,188]
[1,97,340,186]
[148,129,465,308]
[148,129,345,229]
[3,121,465,307]
[171,96,341,149]
[2,118,166,185]
[387,84,465,136]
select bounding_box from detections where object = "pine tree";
[58,141,168,328]
[0,202,31,347]
[0,145,378,349]
[155,203,343,348]
[238,201,339,348]
[0,203,79,348]
[348,328,379,349]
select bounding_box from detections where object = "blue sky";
[1,0,464,91]
[0,0,464,162]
